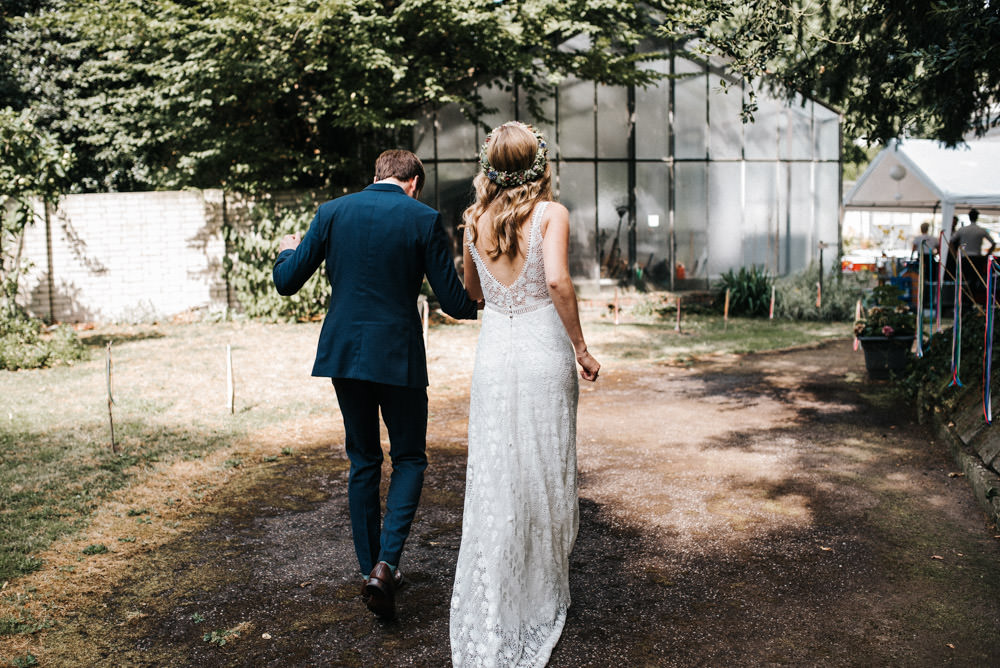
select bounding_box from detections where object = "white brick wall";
[19,190,232,323]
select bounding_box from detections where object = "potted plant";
[854,285,917,379]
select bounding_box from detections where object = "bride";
[450,121,601,667]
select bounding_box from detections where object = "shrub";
[853,284,916,337]
[713,265,773,317]
[225,194,329,321]
[774,267,873,321]
[898,309,988,414]
[0,312,87,370]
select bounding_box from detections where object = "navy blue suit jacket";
[273,183,477,387]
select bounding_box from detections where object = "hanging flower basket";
[857,335,915,380]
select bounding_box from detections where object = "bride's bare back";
[472,207,538,287]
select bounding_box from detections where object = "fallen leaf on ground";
[299,582,311,588]
[947,643,955,649]
[931,555,944,560]
[819,546,833,551]
[948,472,965,478]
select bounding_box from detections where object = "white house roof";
[844,138,1000,214]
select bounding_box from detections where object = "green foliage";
[81,543,108,555]
[680,1,1000,146]
[713,265,773,317]
[0,615,50,636]
[897,310,986,414]
[0,107,74,318]
[773,268,871,321]
[0,314,87,370]
[203,627,240,647]
[852,282,916,337]
[4,0,672,193]
[226,196,330,321]
[853,305,915,338]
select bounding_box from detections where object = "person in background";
[911,221,939,258]
[949,208,996,305]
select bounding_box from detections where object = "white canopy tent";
[845,138,1000,239]
[845,137,1000,290]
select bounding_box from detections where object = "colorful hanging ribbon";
[926,241,935,337]
[916,244,925,357]
[983,257,999,423]
[949,247,963,387]
[935,231,945,332]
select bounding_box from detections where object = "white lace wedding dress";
[450,202,580,667]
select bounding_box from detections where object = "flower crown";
[479,121,548,188]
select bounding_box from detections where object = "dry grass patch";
[0,413,339,664]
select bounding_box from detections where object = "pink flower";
[882,325,895,337]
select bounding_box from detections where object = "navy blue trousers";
[332,378,428,576]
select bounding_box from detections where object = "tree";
[0,106,73,318]
[672,0,1000,147]
[3,0,672,194]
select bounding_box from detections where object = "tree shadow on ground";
[15,339,1000,666]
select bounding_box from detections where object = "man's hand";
[279,233,301,253]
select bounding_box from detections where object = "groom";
[273,149,478,619]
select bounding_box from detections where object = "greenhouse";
[414,52,842,292]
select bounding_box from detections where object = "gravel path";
[37,335,1000,666]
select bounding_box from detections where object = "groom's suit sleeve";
[273,209,327,296]
[424,214,478,320]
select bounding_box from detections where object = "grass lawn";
[0,303,852,586]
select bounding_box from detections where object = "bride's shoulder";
[540,200,568,218]
[539,201,569,237]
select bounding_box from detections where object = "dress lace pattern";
[451,202,580,667]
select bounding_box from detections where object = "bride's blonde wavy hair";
[462,122,553,261]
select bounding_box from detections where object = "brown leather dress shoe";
[364,562,396,619]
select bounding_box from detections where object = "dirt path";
[30,338,1000,666]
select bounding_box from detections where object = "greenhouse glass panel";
[815,104,840,161]
[745,82,780,160]
[674,57,707,159]
[597,84,629,158]
[745,162,781,273]
[413,114,434,159]
[558,162,599,278]
[518,91,557,158]
[437,162,478,244]
[436,104,477,159]
[708,76,743,159]
[782,95,813,160]
[636,162,671,283]
[635,59,670,160]
[417,162,437,209]
[707,162,744,276]
[480,83,516,133]
[815,162,841,273]
[787,163,814,275]
[596,162,629,279]
[674,162,708,280]
[559,76,596,158]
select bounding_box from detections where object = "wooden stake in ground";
[106,341,117,453]
[769,285,776,319]
[226,344,234,415]
[614,287,620,325]
[816,281,822,308]
[723,288,730,329]
[675,296,682,332]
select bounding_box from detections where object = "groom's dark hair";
[375,149,425,195]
